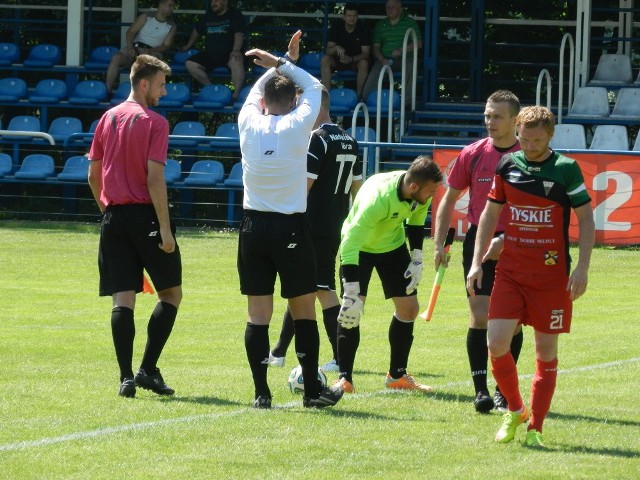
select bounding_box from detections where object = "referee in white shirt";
[237,31,344,409]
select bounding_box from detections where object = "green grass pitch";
[0,222,638,479]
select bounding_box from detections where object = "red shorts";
[488,268,572,334]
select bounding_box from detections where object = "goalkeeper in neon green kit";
[334,155,443,394]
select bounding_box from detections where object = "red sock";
[490,352,524,412]
[528,357,558,433]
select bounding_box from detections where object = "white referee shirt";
[238,61,322,214]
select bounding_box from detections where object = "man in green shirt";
[335,156,443,394]
[362,0,422,105]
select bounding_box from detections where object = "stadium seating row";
[0,153,244,188]
[0,115,242,149]
[550,124,640,151]
[565,86,640,124]
[586,53,640,87]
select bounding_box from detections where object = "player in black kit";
[269,87,363,377]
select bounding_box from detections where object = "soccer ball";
[287,365,327,395]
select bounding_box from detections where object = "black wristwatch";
[276,57,286,68]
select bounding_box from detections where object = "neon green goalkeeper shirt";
[340,171,431,265]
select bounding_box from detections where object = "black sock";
[322,305,340,360]
[293,319,320,398]
[111,306,135,381]
[140,302,177,373]
[388,316,414,379]
[271,309,294,358]
[511,329,524,363]
[244,323,270,398]
[467,327,489,394]
[337,324,360,383]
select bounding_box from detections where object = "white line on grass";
[1,357,638,453]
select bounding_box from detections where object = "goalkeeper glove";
[338,281,363,329]
[404,248,423,294]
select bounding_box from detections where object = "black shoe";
[493,390,508,412]
[119,377,136,398]
[474,391,494,413]
[303,384,344,408]
[252,395,272,409]
[135,368,175,395]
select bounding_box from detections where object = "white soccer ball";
[287,365,327,395]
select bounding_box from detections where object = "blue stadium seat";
[549,124,587,150]
[232,85,251,110]
[28,79,67,104]
[158,83,191,107]
[4,115,41,141]
[330,87,358,114]
[169,121,206,147]
[210,122,239,150]
[610,87,640,119]
[23,44,61,67]
[0,42,20,66]
[84,46,118,69]
[0,77,27,102]
[183,159,224,186]
[192,84,232,108]
[590,125,629,150]
[588,53,633,86]
[223,162,243,187]
[14,154,55,179]
[110,81,131,105]
[47,116,84,143]
[169,48,199,74]
[0,152,12,176]
[68,80,108,105]
[57,155,89,181]
[164,158,182,184]
[566,86,610,120]
[298,52,323,76]
[365,89,401,114]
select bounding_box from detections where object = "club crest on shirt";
[544,250,558,265]
[543,180,554,196]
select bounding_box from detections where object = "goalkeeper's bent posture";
[336,155,443,394]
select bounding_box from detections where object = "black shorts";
[187,51,229,71]
[356,245,415,299]
[98,204,182,296]
[462,224,500,297]
[314,235,339,291]
[238,210,317,298]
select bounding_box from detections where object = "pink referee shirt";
[89,101,169,206]
[446,137,520,231]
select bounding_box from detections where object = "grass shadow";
[159,395,246,407]
[547,411,640,428]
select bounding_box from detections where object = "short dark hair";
[344,3,358,13]
[405,155,443,184]
[130,54,171,87]
[264,74,297,109]
[487,90,520,117]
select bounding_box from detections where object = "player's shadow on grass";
[289,407,397,421]
[427,390,475,405]
[353,368,445,380]
[552,443,640,459]
[158,396,246,407]
[547,411,640,428]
